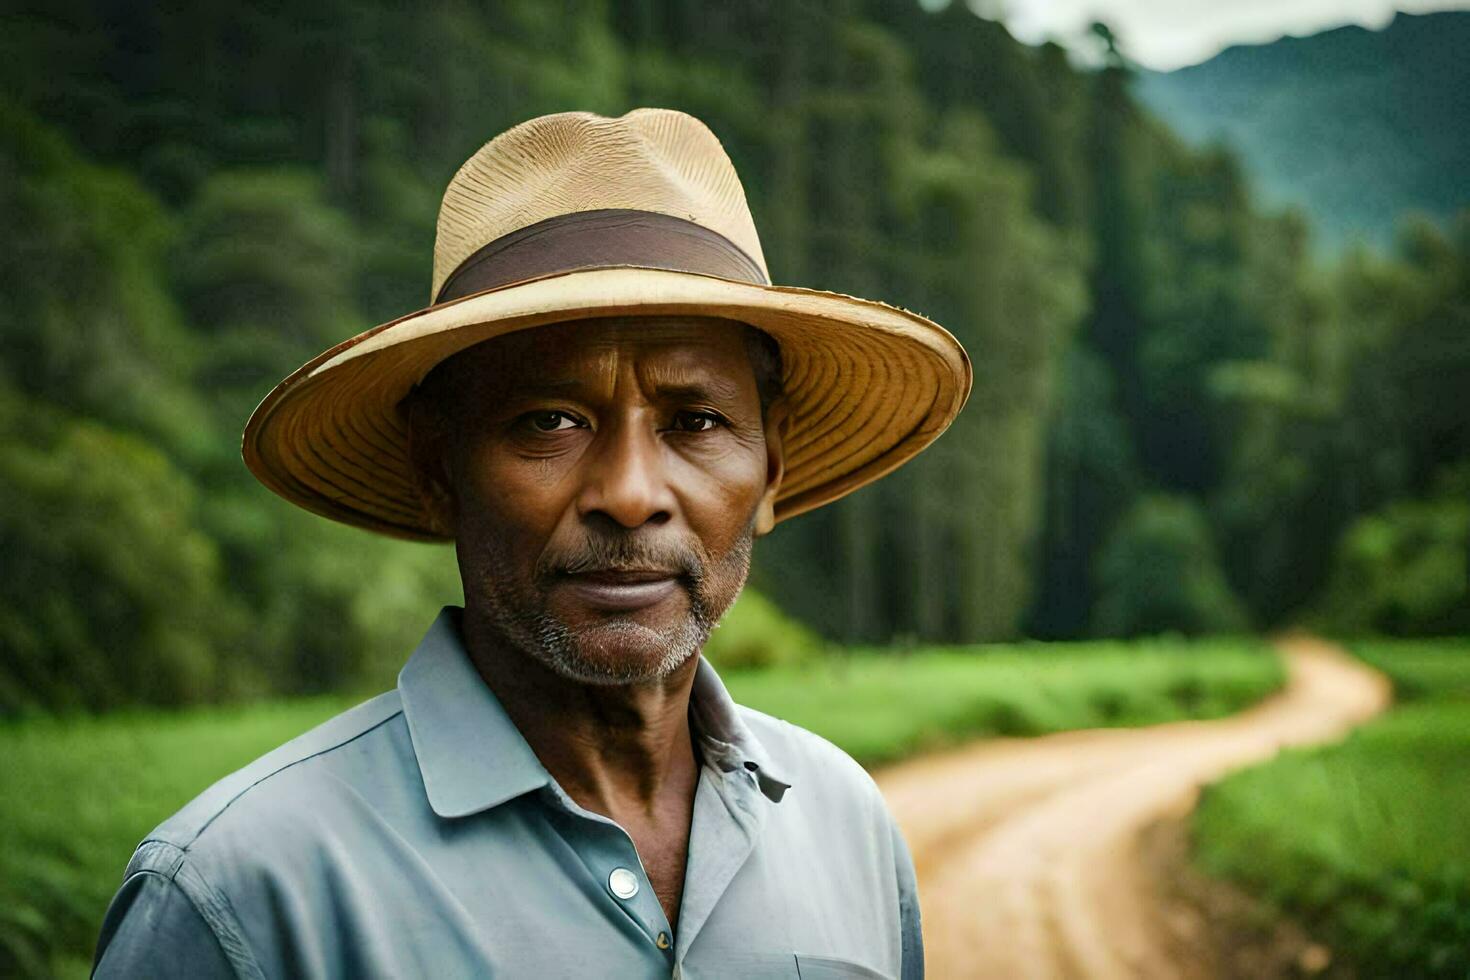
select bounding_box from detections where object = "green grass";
[1350,637,1470,702]
[725,637,1283,766]
[1,637,1282,978]
[0,696,354,978]
[1192,637,1470,978]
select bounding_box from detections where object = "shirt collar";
[398,606,792,819]
[687,652,792,803]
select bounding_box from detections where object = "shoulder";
[139,689,406,856]
[103,692,409,978]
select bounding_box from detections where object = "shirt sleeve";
[889,817,925,980]
[91,869,237,979]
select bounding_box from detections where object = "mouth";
[556,567,682,613]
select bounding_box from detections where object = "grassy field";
[724,637,1283,765]
[1,636,1281,978]
[0,697,357,978]
[1192,638,1470,977]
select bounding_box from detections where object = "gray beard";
[468,523,754,687]
[516,611,711,686]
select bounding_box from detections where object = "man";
[92,108,970,979]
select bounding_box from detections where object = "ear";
[753,397,789,537]
[403,392,458,538]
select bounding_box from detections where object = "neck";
[459,606,703,820]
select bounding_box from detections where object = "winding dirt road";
[874,636,1390,980]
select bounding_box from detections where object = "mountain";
[1135,11,1470,254]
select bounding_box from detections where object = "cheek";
[673,441,768,550]
[456,447,576,560]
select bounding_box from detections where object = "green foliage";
[174,168,370,476]
[1193,638,1470,978]
[1352,637,1470,702]
[182,489,463,698]
[1318,495,1470,636]
[1210,212,1470,629]
[0,0,1465,715]
[1028,347,1140,636]
[702,590,826,671]
[1138,143,1270,492]
[0,399,248,714]
[174,169,361,348]
[0,695,355,978]
[0,98,208,460]
[1092,495,1249,636]
[725,637,1282,765]
[0,101,466,711]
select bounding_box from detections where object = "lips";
[556,568,682,612]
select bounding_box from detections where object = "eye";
[670,410,725,433]
[521,410,583,433]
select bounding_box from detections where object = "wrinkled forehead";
[426,315,759,402]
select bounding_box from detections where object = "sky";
[958,0,1470,70]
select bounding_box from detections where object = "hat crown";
[431,108,769,301]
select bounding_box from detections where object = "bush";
[726,636,1282,764]
[1317,495,1470,635]
[0,407,249,714]
[702,589,825,671]
[1092,494,1250,637]
[1352,637,1470,701]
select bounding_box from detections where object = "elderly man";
[92,108,969,979]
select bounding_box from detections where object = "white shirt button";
[608,867,640,900]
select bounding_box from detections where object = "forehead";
[438,315,757,396]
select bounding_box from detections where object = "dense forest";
[2,0,1466,713]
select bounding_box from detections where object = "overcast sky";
[963,0,1470,70]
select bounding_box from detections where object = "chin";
[539,619,703,686]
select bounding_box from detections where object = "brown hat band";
[435,208,769,304]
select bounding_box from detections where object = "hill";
[1135,11,1470,253]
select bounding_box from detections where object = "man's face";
[408,316,786,686]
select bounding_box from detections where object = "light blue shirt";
[91,606,923,978]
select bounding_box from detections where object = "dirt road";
[874,636,1390,980]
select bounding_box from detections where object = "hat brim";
[242,266,972,541]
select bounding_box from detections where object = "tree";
[0,403,247,713]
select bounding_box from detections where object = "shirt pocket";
[794,952,895,980]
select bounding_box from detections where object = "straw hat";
[242,108,972,541]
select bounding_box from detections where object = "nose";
[575,413,676,529]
